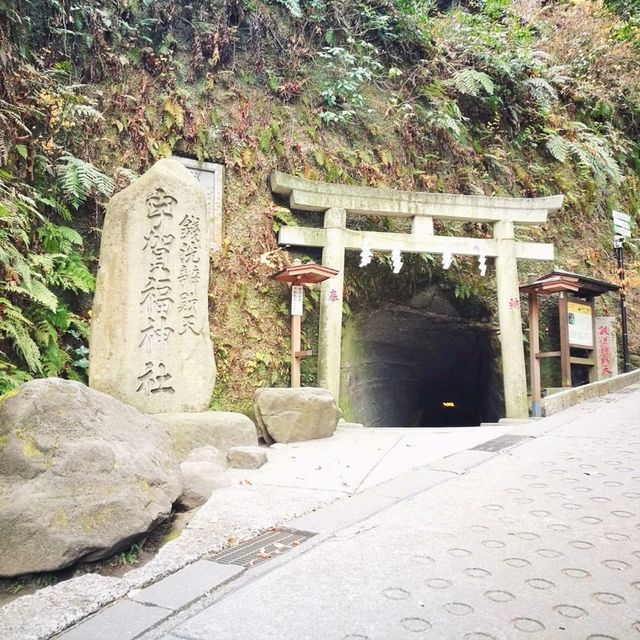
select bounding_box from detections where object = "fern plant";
[56,153,115,208]
[417,100,468,141]
[65,104,104,121]
[545,122,624,186]
[0,164,98,392]
[0,297,41,373]
[413,80,469,142]
[268,0,303,18]
[523,77,557,112]
[449,68,495,97]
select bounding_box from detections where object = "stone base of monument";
[0,378,262,578]
[253,387,341,444]
[152,412,259,462]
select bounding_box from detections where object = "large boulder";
[253,388,340,444]
[0,378,182,577]
[153,411,258,461]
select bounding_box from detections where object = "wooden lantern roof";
[272,261,339,284]
[520,269,619,297]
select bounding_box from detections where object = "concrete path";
[2,420,514,640]
[226,423,514,494]
[48,382,640,640]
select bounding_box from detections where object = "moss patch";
[52,511,70,529]
[14,431,45,458]
[80,506,117,533]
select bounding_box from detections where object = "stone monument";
[89,159,216,413]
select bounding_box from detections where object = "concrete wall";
[541,368,640,416]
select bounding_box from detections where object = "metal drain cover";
[471,434,531,452]
[210,528,315,568]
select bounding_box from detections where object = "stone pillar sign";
[595,316,618,380]
[89,159,216,413]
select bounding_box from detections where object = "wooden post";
[529,292,542,417]
[291,312,301,388]
[558,293,572,387]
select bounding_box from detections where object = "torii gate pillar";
[318,208,346,399]
[494,220,528,418]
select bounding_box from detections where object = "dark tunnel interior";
[342,298,504,428]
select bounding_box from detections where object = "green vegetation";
[111,543,141,567]
[0,0,638,402]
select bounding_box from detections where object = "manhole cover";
[210,528,315,568]
[471,434,531,452]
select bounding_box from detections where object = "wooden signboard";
[567,299,594,349]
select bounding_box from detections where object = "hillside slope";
[1,0,639,410]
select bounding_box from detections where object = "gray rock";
[338,420,365,429]
[184,445,226,465]
[179,446,231,510]
[253,388,340,444]
[154,411,258,461]
[89,158,216,414]
[0,378,182,577]
[227,446,268,470]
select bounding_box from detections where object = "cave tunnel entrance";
[341,288,503,428]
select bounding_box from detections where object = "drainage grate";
[471,434,531,452]
[210,528,316,568]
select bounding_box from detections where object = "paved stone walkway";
[139,386,640,640]
[53,383,640,640]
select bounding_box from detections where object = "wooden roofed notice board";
[520,270,619,417]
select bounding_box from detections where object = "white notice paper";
[291,285,304,316]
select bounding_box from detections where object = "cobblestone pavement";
[146,387,640,640]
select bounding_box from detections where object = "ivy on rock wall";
[0,0,639,402]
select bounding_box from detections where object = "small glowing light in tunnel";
[442,401,456,408]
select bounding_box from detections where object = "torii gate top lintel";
[270,170,565,422]
[270,171,564,224]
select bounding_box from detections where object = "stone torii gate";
[271,171,564,419]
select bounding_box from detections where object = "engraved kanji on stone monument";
[89,159,216,413]
[595,316,618,380]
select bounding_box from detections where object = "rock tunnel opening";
[341,289,503,428]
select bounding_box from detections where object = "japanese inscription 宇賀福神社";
[137,188,179,395]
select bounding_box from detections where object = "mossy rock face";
[0,378,183,578]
